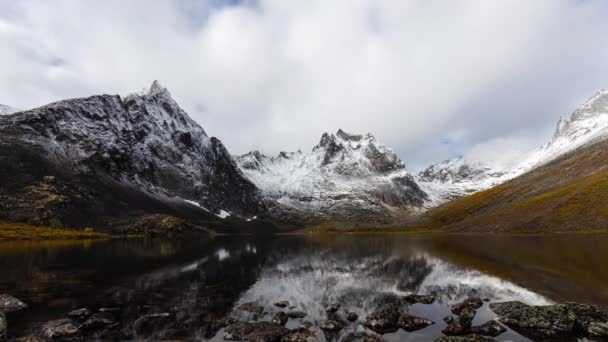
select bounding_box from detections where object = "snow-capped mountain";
[235,129,427,224]
[417,89,608,205]
[0,104,18,115]
[0,81,265,229]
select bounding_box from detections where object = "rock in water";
[272,312,288,326]
[488,301,529,316]
[274,301,290,308]
[237,302,264,315]
[364,303,402,334]
[442,308,476,335]
[79,312,114,330]
[346,311,359,322]
[280,328,317,342]
[67,308,92,320]
[287,310,307,319]
[40,319,79,339]
[402,294,436,304]
[398,313,434,331]
[224,321,289,341]
[451,297,483,315]
[470,320,507,337]
[435,334,496,342]
[0,312,6,341]
[326,303,341,313]
[342,332,385,342]
[0,294,28,313]
[319,320,346,332]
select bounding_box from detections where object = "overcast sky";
[1,0,607,171]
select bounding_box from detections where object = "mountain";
[417,89,608,206]
[0,81,268,234]
[414,89,608,233]
[235,129,428,227]
[0,104,18,115]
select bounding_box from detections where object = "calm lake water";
[1,234,607,341]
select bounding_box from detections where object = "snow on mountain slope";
[0,104,18,115]
[236,130,427,222]
[418,89,608,206]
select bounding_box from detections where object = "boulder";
[402,294,435,304]
[281,327,317,342]
[364,303,402,334]
[40,319,79,339]
[0,294,27,313]
[442,308,476,335]
[398,313,434,332]
[451,297,483,315]
[224,321,290,342]
[470,320,506,337]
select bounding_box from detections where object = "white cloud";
[1,0,607,171]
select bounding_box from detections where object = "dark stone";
[79,312,114,330]
[0,312,6,341]
[133,313,171,337]
[224,321,290,342]
[398,313,434,332]
[434,334,496,342]
[342,332,385,342]
[452,297,483,315]
[274,301,290,308]
[272,311,289,326]
[442,308,476,336]
[281,327,317,342]
[326,303,341,313]
[470,320,507,337]
[319,320,346,332]
[402,294,435,304]
[287,310,307,319]
[0,294,28,313]
[488,301,529,317]
[238,302,264,315]
[364,303,402,334]
[67,308,92,320]
[40,319,79,339]
[346,311,359,322]
[300,320,314,329]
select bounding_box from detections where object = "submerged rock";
[319,320,346,332]
[402,294,435,304]
[0,312,6,341]
[491,302,608,338]
[275,301,290,308]
[287,310,307,319]
[40,319,79,339]
[364,303,402,334]
[224,321,290,341]
[470,320,506,337]
[442,308,476,335]
[0,294,27,313]
[272,311,288,326]
[398,313,434,332]
[451,297,483,315]
[67,308,92,320]
[281,327,317,342]
[435,334,495,342]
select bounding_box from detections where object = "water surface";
[1,234,607,341]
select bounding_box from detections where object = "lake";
[1,233,607,341]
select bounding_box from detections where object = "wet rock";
[364,303,402,334]
[443,316,454,324]
[224,321,290,342]
[237,302,264,315]
[272,311,289,326]
[491,302,608,338]
[40,319,79,339]
[398,313,434,332]
[442,308,476,335]
[342,332,384,342]
[133,312,171,337]
[470,320,506,337]
[488,301,529,317]
[0,294,27,313]
[0,312,6,341]
[275,301,290,308]
[402,294,435,304]
[79,312,114,330]
[325,303,341,313]
[287,310,307,319]
[435,334,495,342]
[319,320,346,332]
[281,327,317,342]
[67,307,92,320]
[346,311,359,322]
[451,297,483,315]
[300,320,314,329]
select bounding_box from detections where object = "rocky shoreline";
[2,292,607,341]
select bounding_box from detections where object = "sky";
[1,0,607,171]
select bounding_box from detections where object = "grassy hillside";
[422,139,608,233]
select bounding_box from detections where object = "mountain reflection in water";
[0,234,606,341]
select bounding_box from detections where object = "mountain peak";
[146,80,171,98]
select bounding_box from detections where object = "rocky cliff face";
[235,129,428,226]
[0,81,266,233]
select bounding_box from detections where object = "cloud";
[1,0,607,171]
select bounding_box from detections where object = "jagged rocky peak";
[548,89,608,145]
[417,157,503,184]
[313,129,405,175]
[236,150,269,170]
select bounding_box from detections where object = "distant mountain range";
[1,84,607,234]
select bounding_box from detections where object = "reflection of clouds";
[234,251,551,324]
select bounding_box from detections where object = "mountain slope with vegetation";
[420,138,608,233]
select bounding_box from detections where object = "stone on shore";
[398,313,434,331]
